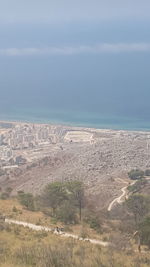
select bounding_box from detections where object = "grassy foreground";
[0,199,150,267]
[1,224,150,267]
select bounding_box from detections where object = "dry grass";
[0,198,105,239]
[1,225,150,267]
[1,199,150,267]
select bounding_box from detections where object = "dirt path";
[5,218,109,247]
[107,179,135,211]
[107,186,127,211]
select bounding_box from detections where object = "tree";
[139,216,150,249]
[128,169,144,180]
[56,201,77,224]
[41,182,68,215]
[40,181,85,222]
[66,181,85,221]
[126,194,150,226]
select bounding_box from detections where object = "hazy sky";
[0,1,149,53]
[0,0,150,24]
[0,1,150,125]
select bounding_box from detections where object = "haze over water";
[0,1,150,130]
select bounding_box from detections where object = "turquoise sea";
[0,108,150,131]
[0,49,150,132]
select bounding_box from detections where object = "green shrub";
[128,169,144,180]
[139,216,150,249]
[89,217,101,232]
[128,179,147,193]
[145,169,150,176]
[0,192,10,200]
[83,210,101,232]
[12,206,18,212]
[17,192,35,211]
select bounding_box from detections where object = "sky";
[0,1,150,127]
[0,0,150,23]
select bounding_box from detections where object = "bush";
[12,206,18,212]
[89,217,101,232]
[145,169,150,176]
[83,210,101,232]
[0,169,5,176]
[128,169,144,180]
[0,192,10,200]
[139,216,150,249]
[5,187,13,194]
[17,192,35,211]
[128,179,147,193]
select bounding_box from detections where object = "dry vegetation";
[0,195,150,267]
[1,222,150,267]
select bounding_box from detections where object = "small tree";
[40,181,85,222]
[128,169,144,180]
[66,181,85,221]
[41,182,68,215]
[139,216,150,249]
[126,194,150,226]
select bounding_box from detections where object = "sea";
[0,52,150,131]
[0,21,150,131]
[0,107,150,131]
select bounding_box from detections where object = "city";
[0,123,63,167]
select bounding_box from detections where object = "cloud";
[0,43,150,56]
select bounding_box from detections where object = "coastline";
[0,108,150,132]
[0,118,150,135]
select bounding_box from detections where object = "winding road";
[107,179,136,211]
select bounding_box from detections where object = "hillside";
[0,123,150,210]
[1,197,150,267]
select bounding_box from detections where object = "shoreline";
[0,108,150,132]
[0,118,150,134]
